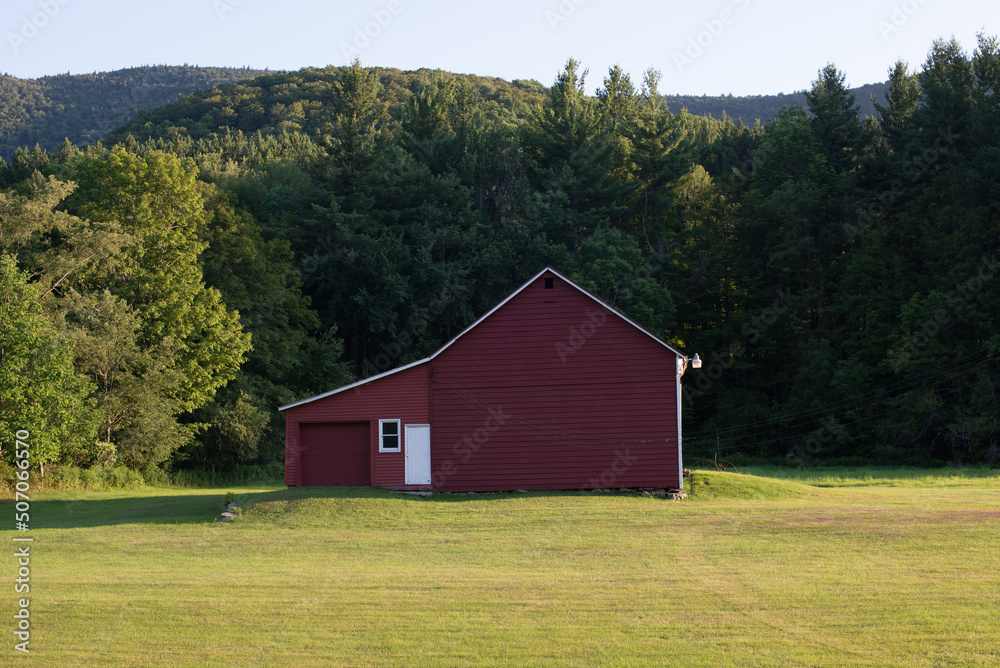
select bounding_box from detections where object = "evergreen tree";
[873,61,920,154]
[805,64,865,174]
[626,68,692,251]
[522,59,627,248]
[403,76,461,173]
[324,58,391,210]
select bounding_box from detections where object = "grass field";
[2,468,999,667]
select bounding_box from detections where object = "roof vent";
[544,277,554,289]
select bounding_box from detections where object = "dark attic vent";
[544,277,554,289]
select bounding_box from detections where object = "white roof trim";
[280,266,686,411]
[278,358,429,411]
[429,266,686,360]
[553,267,686,359]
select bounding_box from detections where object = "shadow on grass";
[1,486,605,529]
[1,494,230,529]
[241,485,640,509]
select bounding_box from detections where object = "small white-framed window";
[378,419,401,452]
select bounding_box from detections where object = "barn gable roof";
[279,266,685,411]
[430,266,685,361]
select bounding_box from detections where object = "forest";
[0,34,998,480]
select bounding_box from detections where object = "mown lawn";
[2,469,999,667]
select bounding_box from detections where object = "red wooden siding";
[429,271,679,492]
[284,362,430,487]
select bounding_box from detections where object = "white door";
[405,424,431,485]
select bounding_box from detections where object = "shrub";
[102,466,144,489]
[79,467,97,488]
[46,465,82,489]
[168,463,284,487]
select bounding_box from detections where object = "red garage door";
[299,422,371,486]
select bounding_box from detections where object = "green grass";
[2,470,999,666]
[740,464,1000,487]
[685,469,815,501]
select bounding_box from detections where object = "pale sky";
[2,0,995,95]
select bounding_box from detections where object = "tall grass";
[0,461,284,495]
[0,462,144,493]
[164,462,284,487]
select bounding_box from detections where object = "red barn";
[280,267,696,492]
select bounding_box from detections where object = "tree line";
[1,34,998,477]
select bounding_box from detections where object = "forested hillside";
[0,63,887,162]
[106,67,888,142]
[0,66,269,159]
[1,35,998,481]
[104,66,550,145]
